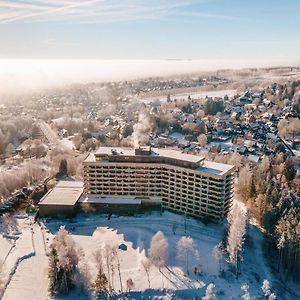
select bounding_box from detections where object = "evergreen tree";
[58,159,68,178]
[283,158,296,182]
[247,174,256,199]
[94,271,109,297]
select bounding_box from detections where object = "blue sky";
[0,0,299,61]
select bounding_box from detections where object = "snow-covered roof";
[39,181,84,206]
[90,147,205,164]
[197,161,235,176]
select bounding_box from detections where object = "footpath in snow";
[2,222,49,300]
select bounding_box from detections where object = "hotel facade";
[83,147,235,221]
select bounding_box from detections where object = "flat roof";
[39,181,84,206]
[86,147,204,164]
[84,147,235,177]
[197,161,235,176]
[79,197,141,205]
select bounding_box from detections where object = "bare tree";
[103,245,115,291]
[213,242,225,273]
[177,236,194,274]
[141,259,152,289]
[5,143,15,157]
[149,231,168,270]
[228,152,243,169]
[112,247,123,293]
[197,134,208,147]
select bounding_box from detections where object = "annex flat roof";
[39,181,84,206]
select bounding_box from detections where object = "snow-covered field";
[41,211,294,300]
[0,211,297,299]
[139,89,237,104]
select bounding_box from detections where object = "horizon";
[0,58,299,94]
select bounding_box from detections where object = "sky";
[0,0,299,93]
[0,0,300,61]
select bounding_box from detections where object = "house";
[248,114,256,124]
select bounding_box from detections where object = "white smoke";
[131,112,151,148]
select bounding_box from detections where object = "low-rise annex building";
[39,181,84,217]
[83,146,235,221]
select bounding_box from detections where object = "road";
[36,120,74,151]
[2,224,49,300]
[36,120,61,146]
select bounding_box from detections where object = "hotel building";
[83,147,235,221]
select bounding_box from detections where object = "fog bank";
[0,59,298,95]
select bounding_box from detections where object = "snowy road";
[2,224,49,300]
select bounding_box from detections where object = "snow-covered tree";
[262,279,271,297]
[94,270,109,297]
[48,226,83,295]
[261,279,276,299]
[268,293,276,300]
[241,283,251,300]
[93,249,109,297]
[213,242,225,273]
[113,248,124,293]
[141,259,152,288]
[197,134,208,147]
[202,283,216,300]
[227,204,247,278]
[177,236,194,274]
[5,143,15,157]
[149,231,168,270]
[103,245,113,290]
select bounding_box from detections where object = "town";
[0,66,299,299]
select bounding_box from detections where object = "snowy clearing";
[139,89,237,104]
[41,211,295,300]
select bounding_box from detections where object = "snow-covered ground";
[61,138,75,150]
[0,216,49,300]
[41,211,295,300]
[139,89,237,104]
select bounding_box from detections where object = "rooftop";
[84,147,235,177]
[197,161,235,176]
[86,147,204,164]
[39,181,84,206]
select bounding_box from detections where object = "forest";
[236,154,300,281]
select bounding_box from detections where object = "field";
[1,210,298,299]
[41,210,295,300]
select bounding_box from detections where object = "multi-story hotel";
[83,146,235,221]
